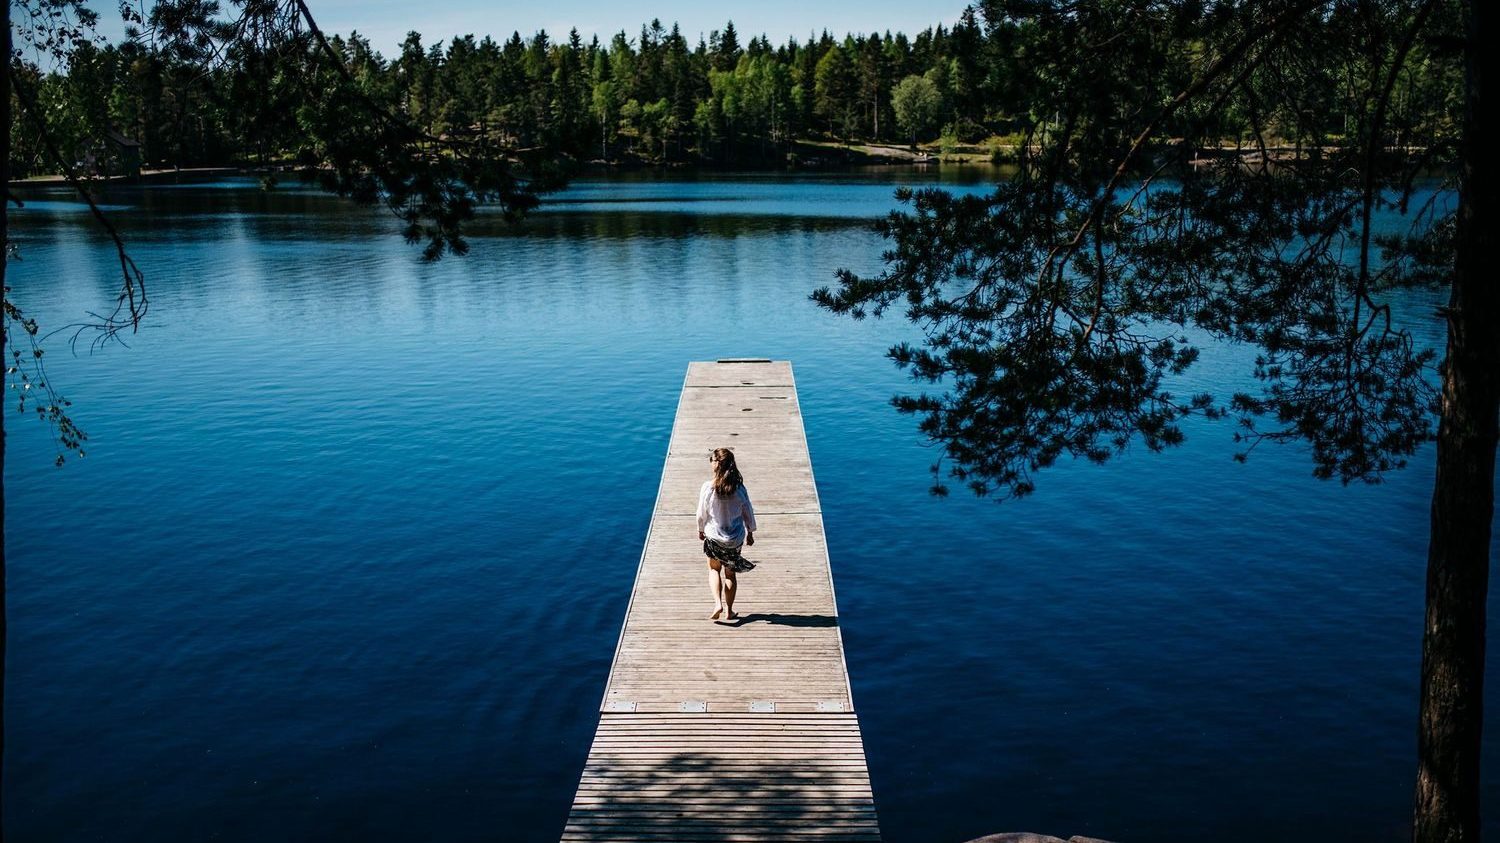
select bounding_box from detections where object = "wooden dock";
[563,360,880,842]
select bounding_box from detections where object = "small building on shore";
[103,129,142,179]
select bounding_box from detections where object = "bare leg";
[722,568,738,619]
[707,558,723,618]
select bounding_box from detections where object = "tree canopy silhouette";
[814,1,1489,840]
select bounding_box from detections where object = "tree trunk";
[1414,2,1493,841]
[2,0,12,809]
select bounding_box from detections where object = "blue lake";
[4,171,1497,842]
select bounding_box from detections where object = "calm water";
[5,171,1497,842]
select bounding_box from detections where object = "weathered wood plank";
[565,361,878,841]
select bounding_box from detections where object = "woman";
[696,447,757,620]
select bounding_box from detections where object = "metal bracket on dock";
[749,701,776,713]
[603,700,637,712]
[816,700,847,712]
[679,700,707,712]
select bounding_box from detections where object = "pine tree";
[714,21,742,72]
[815,4,1489,840]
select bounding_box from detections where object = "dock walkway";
[563,360,880,842]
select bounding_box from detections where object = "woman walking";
[697,448,757,620]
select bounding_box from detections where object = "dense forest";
[12,5,1462,178]
[12,12,1009,176]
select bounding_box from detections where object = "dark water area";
[4,171,1496,842]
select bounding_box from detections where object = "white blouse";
[696,481,758,546]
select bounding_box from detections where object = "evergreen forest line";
[13,5,1462,180]
[20,11,1036,175]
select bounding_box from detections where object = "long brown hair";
[710,447,743,498]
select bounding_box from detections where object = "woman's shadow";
[719,613,839,628]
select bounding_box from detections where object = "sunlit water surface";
[5,171,1497,842]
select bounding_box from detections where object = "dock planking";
[563,360,880,842]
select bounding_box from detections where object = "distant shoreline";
[6,143,1012,190]
[8,166,243,189]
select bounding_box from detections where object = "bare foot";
[725,610,739,621]
[710,607,723,620]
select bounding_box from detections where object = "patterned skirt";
[703,538,757,573]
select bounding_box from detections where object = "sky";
[83,1,973,57]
